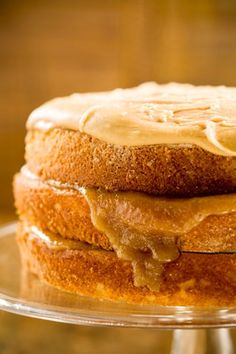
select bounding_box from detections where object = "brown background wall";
[0,0,236,350]
[1,0,236,213]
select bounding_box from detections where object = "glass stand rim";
[0,222,236,329]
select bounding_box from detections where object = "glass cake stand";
[0,222,235,353]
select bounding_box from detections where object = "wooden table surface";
[0,216,235,354]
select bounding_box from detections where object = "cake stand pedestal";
[171,329,234,354]
[0,223,235,354]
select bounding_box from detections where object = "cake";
[13,82,236,306]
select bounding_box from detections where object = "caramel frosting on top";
[27,82,236,156]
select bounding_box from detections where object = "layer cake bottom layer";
[17,223,236,306]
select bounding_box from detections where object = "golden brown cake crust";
[25,129,236,197]
[14,172,236,253]
[17,224,236,306]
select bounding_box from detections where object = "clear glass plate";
[0,222,235,329]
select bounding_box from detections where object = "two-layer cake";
[14,82,236,306]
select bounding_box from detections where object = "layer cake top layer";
[27,82,236,156]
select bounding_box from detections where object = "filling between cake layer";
[82,188,236,290]
[21,167,236,291]
[29,225,102,251]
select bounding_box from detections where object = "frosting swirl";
[27,82,236,156]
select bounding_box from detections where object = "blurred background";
[0,0,236,353]
[1,0,236,214]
